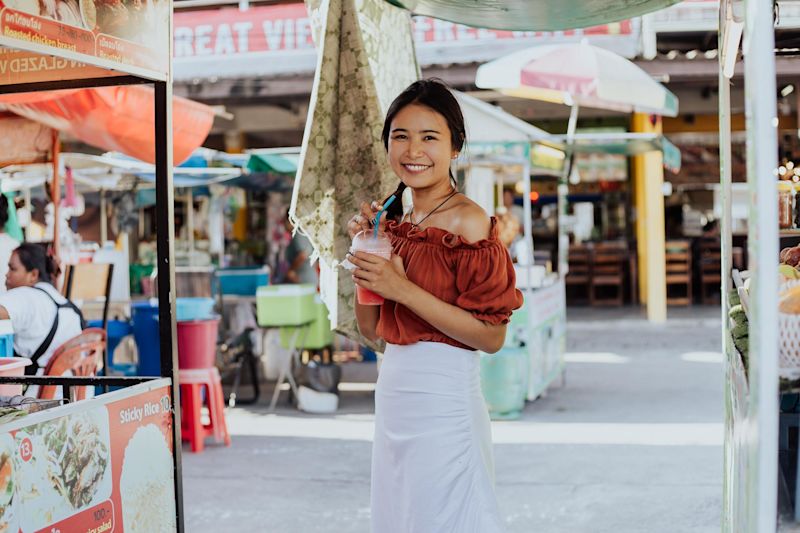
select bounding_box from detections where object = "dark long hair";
[380,79,466,222]
[14,243,60,286]
[0,195,9,230]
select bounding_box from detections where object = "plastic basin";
[0,358,31,396]
[176,318,220,369]
[176,297,216,322]
[216,267,270,296]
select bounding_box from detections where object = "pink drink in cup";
[352,230,393,305]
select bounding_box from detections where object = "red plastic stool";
[179,367,231,453]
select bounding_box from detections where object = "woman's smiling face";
[387,103,457,191]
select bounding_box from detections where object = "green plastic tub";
[280,296,333,350]
[257,284,316,327]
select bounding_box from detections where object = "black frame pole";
[155,79,184,532]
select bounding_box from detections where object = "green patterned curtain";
[292,0,419,346]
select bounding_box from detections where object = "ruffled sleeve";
[454,241,524,326]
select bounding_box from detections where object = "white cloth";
[371,342,505,533]
[0,233,19,292]
[0,282,82,369]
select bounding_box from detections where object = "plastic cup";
[352,230,392,305]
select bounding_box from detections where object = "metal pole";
[557,103,579,276]
[743,0,779,530]
[718,4,735,528]
[51,131,61,258]
[154,80,184,532]
[186,191,194,259]
[100,189,108,244]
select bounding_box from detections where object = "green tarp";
[246,153,299,175]
[384,0,683,31]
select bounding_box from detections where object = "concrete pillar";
[631,113,667,323]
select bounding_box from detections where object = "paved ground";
[182,306,724,532]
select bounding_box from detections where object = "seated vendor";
[0,243,84,383]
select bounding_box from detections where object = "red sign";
[173,4,633,58]
[0,382,176,532]
[0,0,170,80]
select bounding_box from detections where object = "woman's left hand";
[349,252,410,303]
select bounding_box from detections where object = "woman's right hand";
[347,201,385,239]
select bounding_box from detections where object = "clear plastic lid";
[352,230,392,253]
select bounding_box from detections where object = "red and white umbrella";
[476,41,678,117]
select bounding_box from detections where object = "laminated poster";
[0,0,169,79]
[0,382,177,532]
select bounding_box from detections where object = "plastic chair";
[38,328,106,401]
[179,367,231,453]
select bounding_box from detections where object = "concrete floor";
[182,306,724,532]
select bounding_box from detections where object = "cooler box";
[0,320,14,358]
[479,346,528,420]
[216,266,270,295]
[0,358,31,396]
[280,296,333,350]
[257,284,316,327]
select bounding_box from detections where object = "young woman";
[0,196,20,292]
[0,243,84,381]
[347,79,523,532]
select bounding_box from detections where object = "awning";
[551,132,682,173]
[0,86,215,165]
[384,0,682,31]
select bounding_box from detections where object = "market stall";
[0,0,188,529]
[454,91,567,401]
[717,0,781,530]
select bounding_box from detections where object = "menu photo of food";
[0,434,18,533]
[120,423,176,532]
[0,0,168,43]
[2,0,93,31]
[14,408,112,532]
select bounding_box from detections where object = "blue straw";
[373,194,397,239]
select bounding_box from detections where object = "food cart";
[0,0,188,529]
[454,91,567,400]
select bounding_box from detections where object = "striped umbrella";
[476,41,678,117]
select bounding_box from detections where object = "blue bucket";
[131,302,161,376]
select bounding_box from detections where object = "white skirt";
[371,342,505,533]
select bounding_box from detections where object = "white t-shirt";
[0,282,83,369]
[0,233,19,292]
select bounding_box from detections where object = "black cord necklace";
[408,190,458,228]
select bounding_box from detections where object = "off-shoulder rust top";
[376,217,524,351]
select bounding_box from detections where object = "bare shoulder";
[451,195,491,242]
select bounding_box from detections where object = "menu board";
[0,46,118,84]
[0,0,169,81]
[0,380,177,532]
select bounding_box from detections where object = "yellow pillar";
[631,113,667,323]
